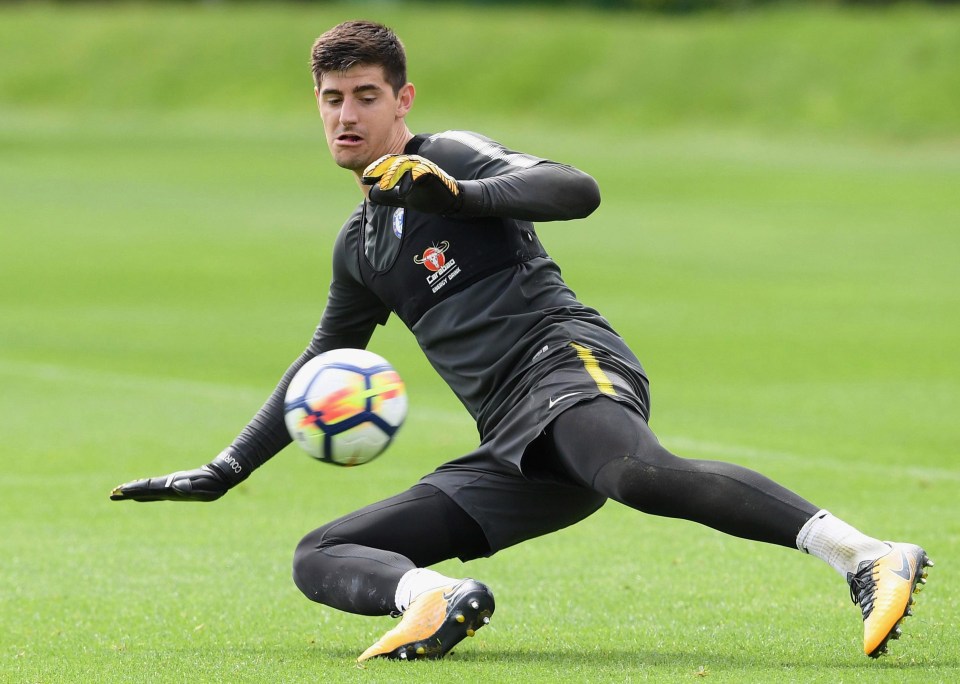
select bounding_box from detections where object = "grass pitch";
[2,3,959,682]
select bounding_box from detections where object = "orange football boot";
[357,579,494,662]
[848,542,933,657]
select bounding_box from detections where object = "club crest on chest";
[392,208,404,239]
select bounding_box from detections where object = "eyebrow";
[320,83,384,97]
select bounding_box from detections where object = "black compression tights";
[292,484,489,616]
[292,397,820,616]
[548,397,820,547]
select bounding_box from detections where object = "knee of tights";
[291,526,335,594]
[593,452,678,513]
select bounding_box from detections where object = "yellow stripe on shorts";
[570,342,617,396]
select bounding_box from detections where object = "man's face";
[315,64,413,175]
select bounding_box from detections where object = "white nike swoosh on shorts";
[548,392,582,409]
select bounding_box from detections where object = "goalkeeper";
[111,20,931,663]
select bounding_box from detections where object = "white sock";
[796,509,891,578]
[394,568,460,613]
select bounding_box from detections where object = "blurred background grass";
[2,2,959,138]
[2,3,959,682]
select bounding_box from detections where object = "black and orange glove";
[362,154,462,215]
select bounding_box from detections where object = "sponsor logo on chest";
[414,240,461,294]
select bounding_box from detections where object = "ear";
[314,86,322,113]
[396,82,415,118]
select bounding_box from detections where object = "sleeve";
[420,131,601,222]
[217,221,390,484]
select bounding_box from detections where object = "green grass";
[2,3,959,683]
[2,2,960,139]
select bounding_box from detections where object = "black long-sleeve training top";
[217,130,648,483]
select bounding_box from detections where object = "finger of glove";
[375,158,420,191]
[410,162,460,197]
[109,476,174,501]
[110,475,222,502]
[362,154,408,186]
[368,182,408,208]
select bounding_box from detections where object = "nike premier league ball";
[283,349,407,466]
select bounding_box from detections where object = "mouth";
[336,133,364,146]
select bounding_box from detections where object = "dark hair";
[310,21,407,94]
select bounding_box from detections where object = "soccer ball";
[283,349,407,466]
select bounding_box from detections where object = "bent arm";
[458,162,601,222]
[414,132,601,223]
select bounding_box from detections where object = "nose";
[339,97,359,126]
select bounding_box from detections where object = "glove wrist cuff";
[210,448,248,487]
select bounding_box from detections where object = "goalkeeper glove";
[362,154,462,214]
[110,462,231,502]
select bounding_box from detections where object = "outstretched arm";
[109,322,376,502]
[111,220,389,502]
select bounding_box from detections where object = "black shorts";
[420,365,649,555]
[419,451,607,557]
